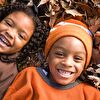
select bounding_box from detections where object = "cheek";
[16,37,28,46]
[76,63,85,74]
[14,41,26,51]
[47,58,55,68]
[79,66,84,74]
[47,55,57,70]
[0,24,6,29]
[79,66,84,73]
[47,54,59,65]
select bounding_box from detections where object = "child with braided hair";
[3,19,100,100]
[0,2,48,99]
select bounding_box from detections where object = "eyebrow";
[5,18,15,26]
[53,46,86,54]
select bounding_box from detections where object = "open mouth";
[57,69,74,78]
[0,35,11,47]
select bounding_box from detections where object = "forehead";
[52,36,86,53]
[6,11,33,24]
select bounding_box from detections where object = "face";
[47,37,86,85]
[0,11,35,54]
[92,32,100,64]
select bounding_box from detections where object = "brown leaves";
[86,63,100,90]
[88,75,100,89]
[88,17,100,33]
[38,0,100,31]
[91,0,100,8]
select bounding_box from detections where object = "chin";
[56,79,72,85]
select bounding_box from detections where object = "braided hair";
[0,2,49,71]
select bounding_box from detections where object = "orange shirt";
[3,67,100,100]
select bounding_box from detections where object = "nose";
[62,56,73,68]
[5,27,18,39]
[4,28,17,46]
[5,31,14,39]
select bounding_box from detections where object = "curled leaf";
[65,9,83,17]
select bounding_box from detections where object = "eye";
[55,51,65,58]
[18,33,26,40]
[4,19,13,27]
[74,56,83,62]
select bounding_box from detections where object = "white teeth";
[0,36,10,46]
[58,69,72,78]
[2,38,6,42]
[0,39,7,47]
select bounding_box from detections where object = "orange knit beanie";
[44,19,93,68]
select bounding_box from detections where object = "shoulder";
[8,67,39,89]
[20,66,36,73]
[81,83,100,95]
[3,67,37,99]
[15,67,38,81]
[18,66,37,75]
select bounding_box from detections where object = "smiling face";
[47,37,86,85]
[0,11,34,54]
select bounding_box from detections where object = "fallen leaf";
[38,0,49,7]
[65,9,83,17]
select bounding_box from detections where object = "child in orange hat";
[3,19,100,100]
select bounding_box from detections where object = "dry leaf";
[91,0,100,7]
[96,68,100,73]
[65,9,83,17]
[89,17,100,33]
[38,0,49,7]
[27,0,33,6]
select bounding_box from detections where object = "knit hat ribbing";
[44,19,93,68]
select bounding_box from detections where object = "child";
[0,2,48,99]
[3,19,100,100]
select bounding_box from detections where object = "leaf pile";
[38,0,100,34]
[85,64,100,90]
